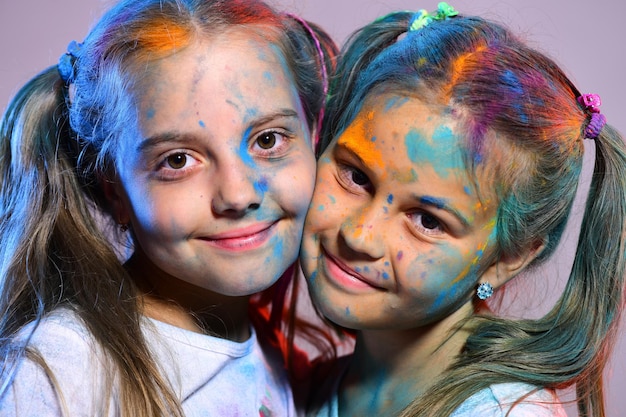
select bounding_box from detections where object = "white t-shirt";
[0,308,296,416]
[308,357,566,417]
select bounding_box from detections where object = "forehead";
[129,28,301,132]
[339,94,466,172]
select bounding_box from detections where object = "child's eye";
[252,129,291,155]
[337,163,372,191]
[156,151,200,179]
[409,211,445,236]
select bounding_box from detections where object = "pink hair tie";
[577,94,607,139]
[285,13,328,149]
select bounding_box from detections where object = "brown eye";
[166,153,187,169]
[257,132,277,149]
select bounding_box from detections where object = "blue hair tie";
[58,40,82,85]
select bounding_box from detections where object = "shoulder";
[452,383,567,417]
[0,308,110,416]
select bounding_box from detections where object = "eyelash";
[155,150,200,180]
[250,129,293,157]
[337,162,446,237]
[336,163,372,192]
[408,211,445,236]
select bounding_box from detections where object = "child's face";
[300,94,498,330]
[111,30,316,296]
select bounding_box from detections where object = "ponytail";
[565,124,626,416]
[0,67,183,417]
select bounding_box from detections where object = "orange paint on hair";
[337,111,386,174]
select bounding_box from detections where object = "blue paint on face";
[317,204,325,211]
[382,272,389,280]
[371,136,377,142]
[239,126,256,168]
[272,237,284,260]
[329,195,336,204]
[254,176,269,196]
[146,108,156,119]
[387,194,394,204]
[384,96,410,112]
[420,196,446,209]
[263,70,275,85]
[405,126,462,178]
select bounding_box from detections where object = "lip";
[320,247,387,293]
[201,221,277,251]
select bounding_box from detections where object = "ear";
[480,239,546,290]
[101,176,131,226]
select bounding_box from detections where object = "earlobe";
[481,239,546,291]
[101,177,131,226]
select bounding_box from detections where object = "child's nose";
[339,203,386,259]
[211,161,262,217]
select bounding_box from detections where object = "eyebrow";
[416,195,470,228]
[137,108,302,152]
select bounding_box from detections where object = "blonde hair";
[0,0,336,415]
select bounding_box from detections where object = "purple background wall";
[1,1,624,416]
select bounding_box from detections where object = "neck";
[126,251,251,342]
[339,303,474,417]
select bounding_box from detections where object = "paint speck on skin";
[345,307,350,316]
[263,70,275,86]
[198,120,205,128]
[397,251,403,261]
[329,195,336,204]
[146,108,156,119]
[387,194,394,204]
[254,177,269,195]
[384,95,410,112]
[371,136,377,142]
[382,272,389,280]
[420,196,446,209]
[318,204,325,211]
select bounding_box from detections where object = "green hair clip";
[409,2,458,31]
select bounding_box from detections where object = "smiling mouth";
[320,247,387,293]
[202,221,278,251]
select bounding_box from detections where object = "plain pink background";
[1,1,624,416]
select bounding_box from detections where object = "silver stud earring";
[476,282,493,300]
[120,224,129,232]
